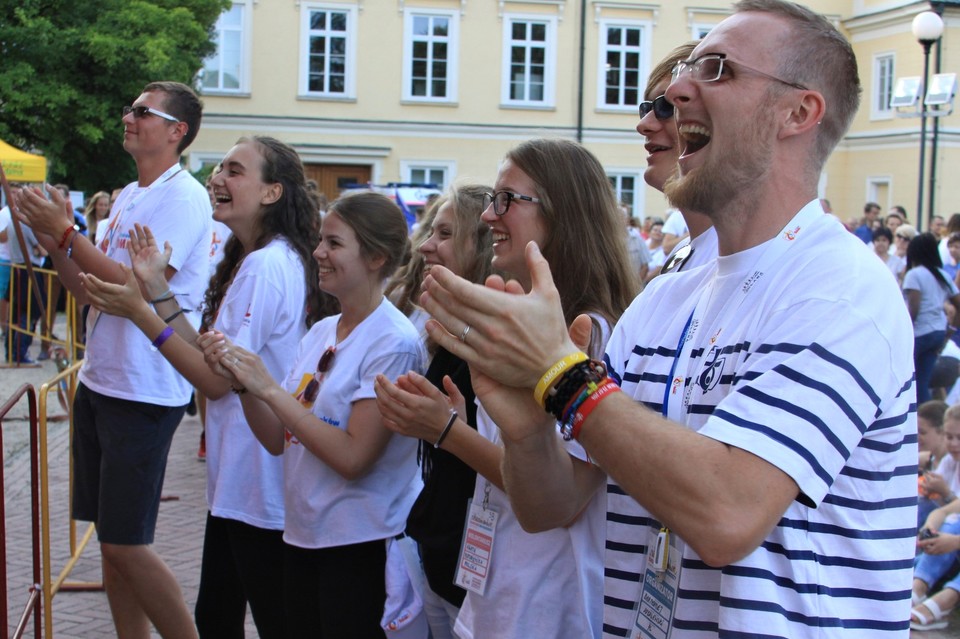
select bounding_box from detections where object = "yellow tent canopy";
[0,139,47,183]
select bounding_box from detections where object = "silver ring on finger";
[458,325,471,343]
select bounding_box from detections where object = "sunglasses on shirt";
[638,95,674,120]
[301,347,336,404]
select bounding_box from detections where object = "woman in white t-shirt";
[199,191,425,637]
[903,232,960,404]
[81,136,326,638]
[377,138,637,639]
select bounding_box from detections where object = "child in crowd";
[913,403,960,630]
[919,400,950,527]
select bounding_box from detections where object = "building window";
[872,53,895,119]
[403,10,458,102]
[200,2,248,93]
[401,160,454,190]
[598,21,649,110]
[501,15,556,107]
[300,4,357,98]
[609,172,642,219]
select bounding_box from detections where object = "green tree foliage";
[0,0,229,193]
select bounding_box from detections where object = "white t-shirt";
[934,454,960,498]
[453,406,605,639]
[80,166,212,406]
[5,209,44,267]
[205,238,307,530]
[0,207,11,261]
[602,202,916,638]
[903,266,958,337]
[454,317,611,639]
[662,209,689,237]
[281,297,425,549]
[209,220,231,271]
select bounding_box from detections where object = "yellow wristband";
[534,352,589,408]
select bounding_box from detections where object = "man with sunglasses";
[636,41,717,277]
[420,1,915,637]
[16,81,211,638]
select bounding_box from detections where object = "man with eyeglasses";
[418,1,915,637]
[16,81,211,639]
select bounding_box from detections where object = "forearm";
[49,236,126,303]
[258,389,386,480]
[502,422,605,532]
[437,419,506,491]
[138,308,232,400]
[578,392,798,566]
[238,388,287,455]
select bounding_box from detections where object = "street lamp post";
[912,11,944,229]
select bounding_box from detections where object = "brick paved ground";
[2,345,256,637]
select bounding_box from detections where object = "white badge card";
[455,498,499,596]
[629,528,684,639]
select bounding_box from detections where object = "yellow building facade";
[190,0,959,229]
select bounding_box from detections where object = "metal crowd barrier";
[4,264,85,368]
[3,263,98,638]
[0,384,41,639]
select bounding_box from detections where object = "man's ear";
[779,90,826,140]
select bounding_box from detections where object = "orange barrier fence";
[0,384,41,639]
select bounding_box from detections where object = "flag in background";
[394,188,416,230]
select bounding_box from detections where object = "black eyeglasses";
[481,190,541,217]
[671,53,807,91]
[639,95,674,120]
[301,347,336,404]
[122,105,180,123]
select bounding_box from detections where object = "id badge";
[629,528,684,639]
[454,497,498,596]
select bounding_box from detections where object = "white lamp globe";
[913,11,944,43]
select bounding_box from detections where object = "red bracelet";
[57,224,78,250]
[569,379,621,441]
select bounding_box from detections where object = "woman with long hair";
[80,136,324,638]
[903,232,960,404]
[83,191,112,243]
[199,191,425,637]
[376,138,637,638]
[375,182,493,637]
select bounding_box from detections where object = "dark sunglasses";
[302,347,336,404]
[638,95,674,120]
[661,244,694,274]
[122,105,180,123]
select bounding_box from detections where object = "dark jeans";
[195,513,285,639]
[915,330,946,404]
[9,267,45,362]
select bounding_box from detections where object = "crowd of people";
[0,0,936,637]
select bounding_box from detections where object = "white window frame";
[400,160,456,190]
[608,170,644,220]
[299,3,358,99]
[200,1,252,94]
[871,52,896,120]
[691,23,714,39]
[402,9,459,103]
[866,176,892,211]
[500,13,557,108]
[596,19,651,112]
